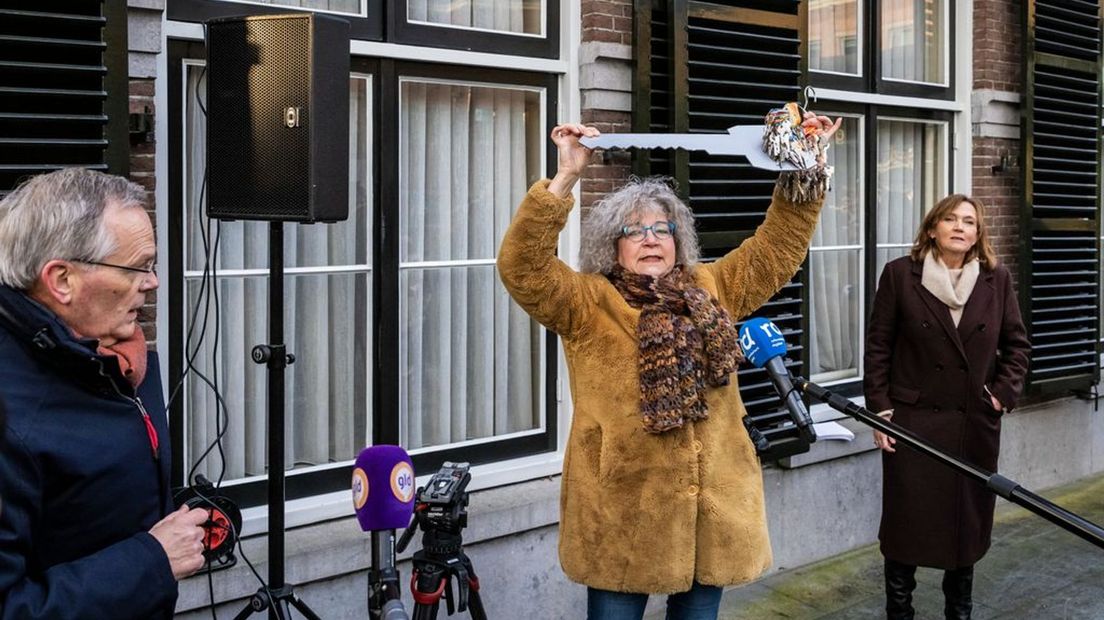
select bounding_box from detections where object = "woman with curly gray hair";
[498,119,839,620]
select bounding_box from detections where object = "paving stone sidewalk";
[655,474,1104,619]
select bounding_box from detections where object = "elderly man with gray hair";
[0,168,208,619]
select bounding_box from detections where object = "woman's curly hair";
[578,177,700,274]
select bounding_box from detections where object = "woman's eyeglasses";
[620,221,675,242]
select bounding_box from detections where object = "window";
[397,78,545,452]
[407,0,542,36]
[212,0,364,15]
[178,63,374,487]
[809,115,864,383]
[809,0,952,99]
[806,0,956,397]
[881,0,946,85]
[168,0,558,57]
[875,118,948,275]
[808,0,861,76]
[168,42,560,504]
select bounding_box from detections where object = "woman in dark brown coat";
[864,194,1030,620]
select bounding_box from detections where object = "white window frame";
[178,62,376,487]
[808,0,864,79]
[880,0,951,88]
[159,19,580,533]
[396,75,551,454]
[809,113,866,386]
[873,115,951,266]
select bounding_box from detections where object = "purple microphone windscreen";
[352,445,416,531]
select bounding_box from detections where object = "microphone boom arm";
[795,376,1104,552]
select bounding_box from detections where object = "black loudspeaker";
[205,14,350,223]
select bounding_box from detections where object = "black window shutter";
[0,0,129,196]
[636,0,810,460]
[1022,0,1102,394]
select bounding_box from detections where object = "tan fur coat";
[497,179,824,593]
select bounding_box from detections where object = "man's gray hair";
[578,177,700,274]
[0,168,148,289]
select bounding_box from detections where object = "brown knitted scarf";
[608,264,742,433]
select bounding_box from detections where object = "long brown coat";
[864,256,1030,569]
[497,179,823,593]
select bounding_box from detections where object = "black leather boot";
[942,565,974,620]
[884,558,917,620]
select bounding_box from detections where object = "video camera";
[398,462,470,553]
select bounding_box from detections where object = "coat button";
[933,406,941,412]
[957,407,966,413]
[692,440,703,453]
[922,321,931,328]
[978,324,987,332]
[688,485,699,496]
[935,364,943,371]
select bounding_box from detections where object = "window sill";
[777,397,880,469]
[236,450,565,537]
[178,472,563,612]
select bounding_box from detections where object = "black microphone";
[738,317,817,443]
[352,445,416,620]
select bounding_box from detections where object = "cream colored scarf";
[921,252,980,326]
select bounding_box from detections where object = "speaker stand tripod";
[233,222,321,620]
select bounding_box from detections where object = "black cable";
[168,50,272,614]
[185,216,230,484]
[188,482,271,615]
[166,63,214,414]
[210,220,227,487]
[206,561,216,620]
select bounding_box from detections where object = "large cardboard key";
[579,125,816,171]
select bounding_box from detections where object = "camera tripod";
[395,463,486,619]
[408,529,486,620]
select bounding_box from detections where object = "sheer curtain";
[808,0,860,75]
[220,0,362,14]
[881,0,945,83]
[184,67,371,481]
[407,0,540,34]
[398,80,543,451]
[809,117,862,382]
[875,119,946,280]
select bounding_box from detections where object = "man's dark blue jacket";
[0,285,178,619]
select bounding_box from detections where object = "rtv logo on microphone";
[739,317,787,368]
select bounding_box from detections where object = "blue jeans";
[586,581,724,620]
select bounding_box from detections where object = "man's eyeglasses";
[620,221,676,242]
[74,259,157,275]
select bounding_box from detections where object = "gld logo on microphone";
[390,462,416,503]
[351,467,370,510]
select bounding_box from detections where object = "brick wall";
[579,110,632,213]
[581,0,632,46]
[971,138,1020,274]
[973,0,1022,92]
[579,0,633,212]
[972,0,1023,284]
[130,78,159,346]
